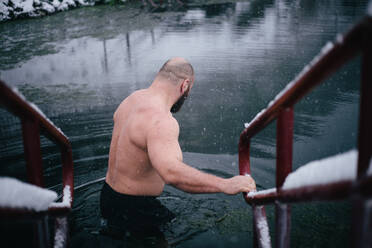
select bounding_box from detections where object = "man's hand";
[221,175,256,195]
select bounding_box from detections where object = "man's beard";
[171,89,189,113]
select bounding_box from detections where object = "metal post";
[352,26,372,248]
[61,146,74,205]
[276,107,294,187]
[253,205,272,248]
[21,118,44,187]
[54,217,69,248]
[275,107,294,248]
[275,202,291,248]
[239,137,251,176]
[239,138,257,246]
[356,21,372,180]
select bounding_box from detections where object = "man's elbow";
[162,170,178,185]
[159,166,180,185]
[151,158,182,185]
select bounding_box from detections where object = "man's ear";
[181,79,190,94]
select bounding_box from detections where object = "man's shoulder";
[136,109,176,140]
[124,89,179,131]
[122,89,147,104]
[149,111,179,130]
[146,113,179,141]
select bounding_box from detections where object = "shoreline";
[0,0,125,22]
[0,0,250,22]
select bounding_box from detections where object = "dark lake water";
[0,0,369,247]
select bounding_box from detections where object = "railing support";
[275,107,294,248]
[239,137,251,177]
[21,118,44,187]
[352,24,372,248]
[356,18,372,180]
[54,217,69,248]
[61,146,74,203]
[239,137,272,247]
[276,107,294,187]
[253,205,271,248]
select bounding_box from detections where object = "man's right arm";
[146,116,256,195]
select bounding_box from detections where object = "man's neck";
[148,80,177,112]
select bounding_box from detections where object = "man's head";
[156,57,194,113]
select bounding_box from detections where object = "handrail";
[238,16,372,248]
[245,175,372,205]
[0,79,74,247]
[0,80,74,208]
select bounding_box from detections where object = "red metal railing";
[0,79,74,246]
[239,16,372,248]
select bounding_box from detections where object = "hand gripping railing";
[0,79,74,247]
[239,15,372,248]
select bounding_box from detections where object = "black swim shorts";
[100,182,175,236]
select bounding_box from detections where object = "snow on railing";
[49,185,72,209]
[282,150,358,190]
[54,217,68,248]
[0,177,57,212]
[245,150,371,198]
[248,188,277,198]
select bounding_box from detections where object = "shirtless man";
[100,57,256,237]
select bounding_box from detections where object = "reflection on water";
[0,0,368,247]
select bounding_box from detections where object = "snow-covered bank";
[0,0,124,21]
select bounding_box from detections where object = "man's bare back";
[106,89,174,196]
[105,57,256,197]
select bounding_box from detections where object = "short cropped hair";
[158,58,194,84]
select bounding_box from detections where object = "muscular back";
[105,89,171,196]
